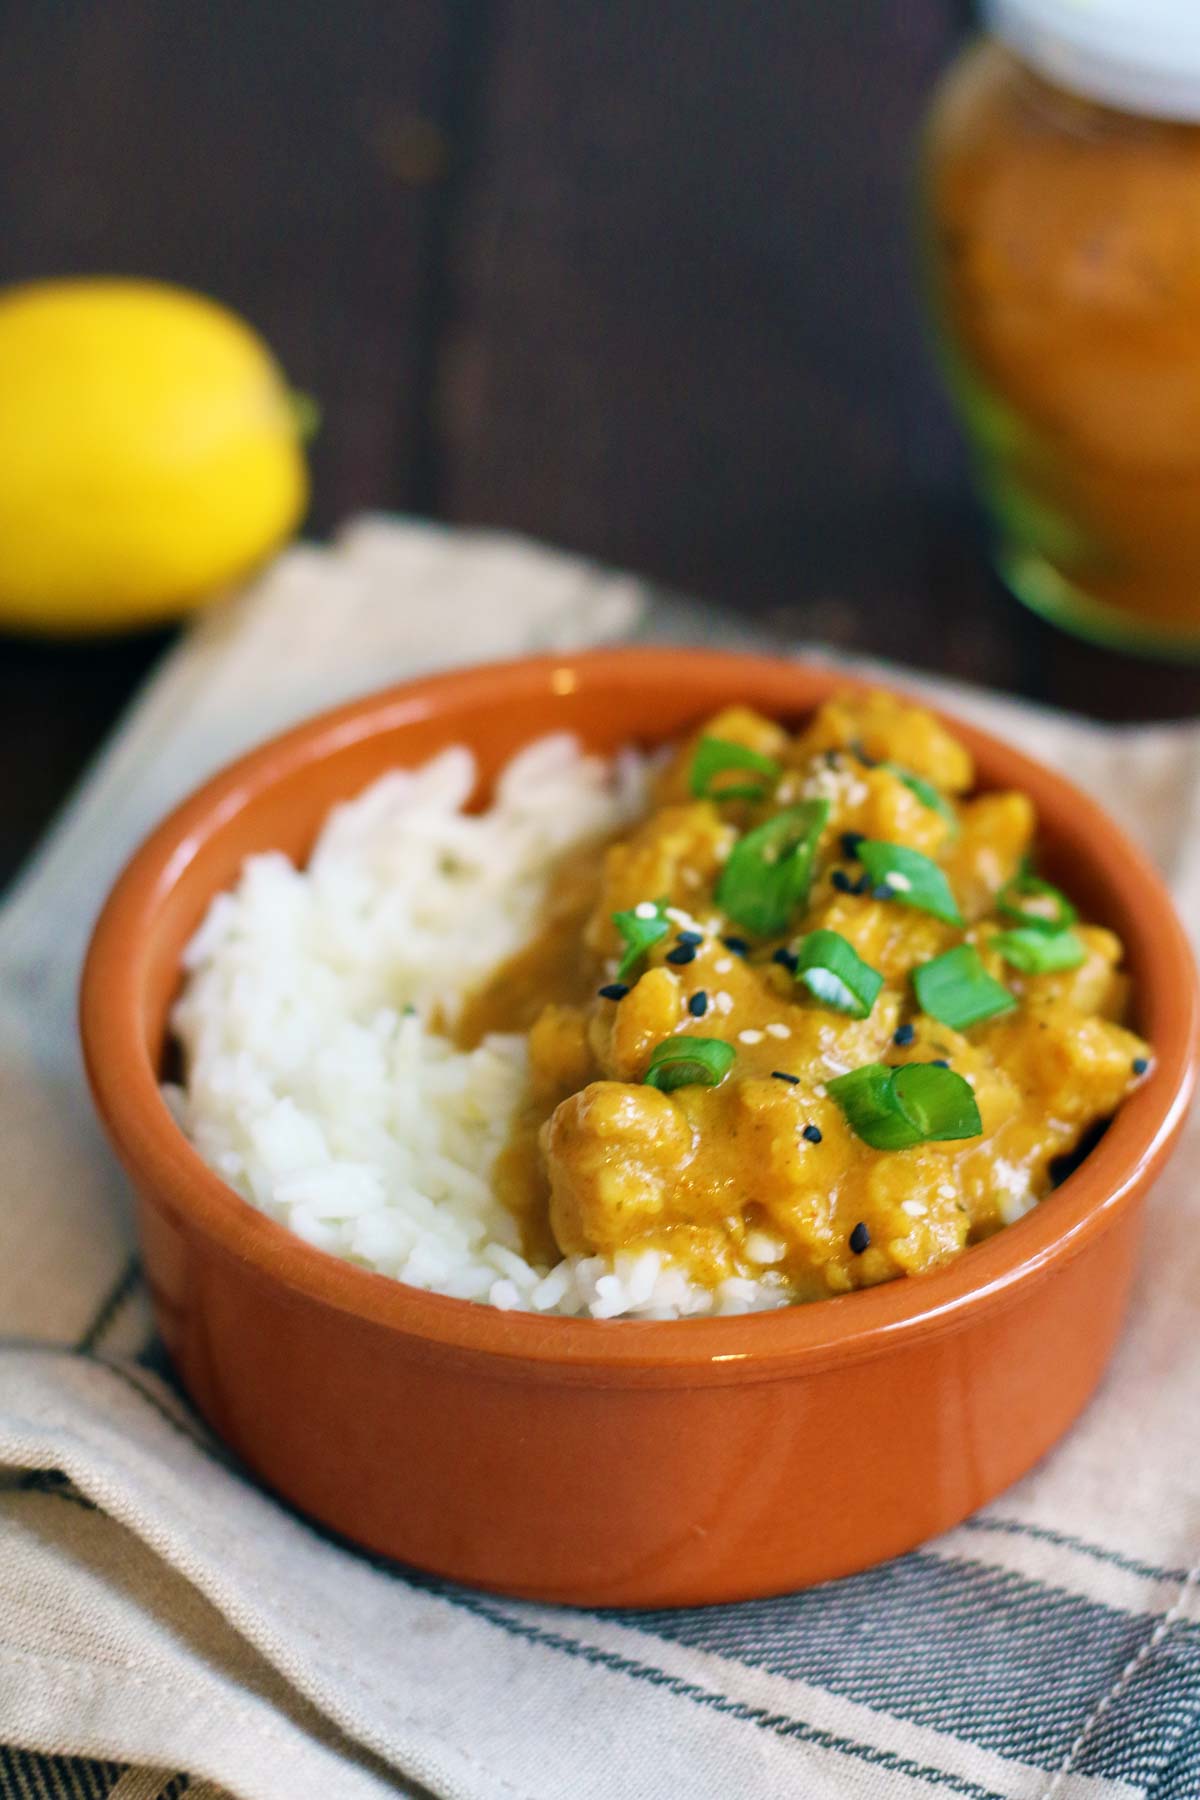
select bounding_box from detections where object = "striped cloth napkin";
[3,518,1200,1800]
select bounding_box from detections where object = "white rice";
[168,734,787,1320]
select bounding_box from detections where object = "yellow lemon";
[0,278,309,634]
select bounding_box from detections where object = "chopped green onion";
[613,900,670,980]
[643,1036,735,1092]
[913,945,1016,1030]
[884,763,959,836]
[992,926,1086,974]
[795,929,883,1019]
[689,735,781,802]
[716,800,829,937]
[828,1061,983,1149]
[857,840,963,926]
[996,869,1077,934]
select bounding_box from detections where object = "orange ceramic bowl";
[80,649,1198,1607]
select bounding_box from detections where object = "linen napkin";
[3,518,1200,1800]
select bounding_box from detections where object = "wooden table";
[2,0,1197,892]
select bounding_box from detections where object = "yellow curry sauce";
[460,693,1149,1304]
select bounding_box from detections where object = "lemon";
[0,278,309,634]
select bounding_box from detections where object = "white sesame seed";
[745,1231,787,1265]
[738,1028,764,1045]
[812,1083,827,1098]
[665,905,704,933]
[714,991,735,1014]
[901,1199,927,1218]
[887,872,913,893]
[766,1022,791,1039]
[937,1183,956,1200]
[634,901,659,919]
[714,958,734,974]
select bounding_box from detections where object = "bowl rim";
[79,647,1200,1379]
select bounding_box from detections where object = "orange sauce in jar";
[922,36,1200,652]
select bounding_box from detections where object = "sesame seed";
[666,943,696,965]
[688,991,709,1017]
[887,871,913,893]
[738,1028,764,1045]
[849,1221,870,1254]
[831,869,853,893]
[772,946,799,972]
[853,741,878,768]
[893,1023,915,1046]
[714,991,735,1014]
[714,958,734,974]
[803,1124,823,1144]
[722,936,750,956]
[1133,1056,1149,1075]
[745,1231,786,1265]
[598,983,629,1001]
[873,884,894,901]
[931,1058,950,1069]
[766,1022,791,1039]
[841,832,865,859]
[634,901,659,920]
[901,1199,927,1217]
[771,1070,800,1084]
[824,750,840,768]
[676,929,703,946]
[812,1082,828,1097]
[853,873,872,894]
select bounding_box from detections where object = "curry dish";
[460,693,1149,1304]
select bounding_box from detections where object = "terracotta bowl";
[80,649,1199,1607]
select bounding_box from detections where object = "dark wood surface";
[1,0,1198,893]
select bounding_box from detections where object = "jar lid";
[985,0,1200,121]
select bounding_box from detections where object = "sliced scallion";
[795,928,883,1019]
[992,926,1086,974]
[884,763,959,835]
[913,945,1016,1030]
[857,840,963,926]
[613,900,670,981]
[690,735,781,802]
[996,869,1077,934]
[643,1036,736,1092]
[716,800,829,937]
[828,1060,983,1149]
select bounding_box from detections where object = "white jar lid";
[985,0,1200,121]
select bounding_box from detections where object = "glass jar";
[921,0,1200,656]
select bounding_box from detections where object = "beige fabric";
[1,518,1198,1799]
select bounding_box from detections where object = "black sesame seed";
[873,884,894,902]
[772,946,799,972]
[853,741,878,768]
[688,990,709,1017]
[931,1058,950,1069]
[676,929,703,946]
[803,1123,823,1144]
[1133,1056,1149,1075]
[841,831,865,859]
[666,943,697,965]
[824,750,840,768]
[849,1221,871,1254]
[853,873,872,895]
[893,1023,916,1047]
[771,1070,800,1084]
[831,869,853,894]
[722,936,749,956]
[598,983,629,1001]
